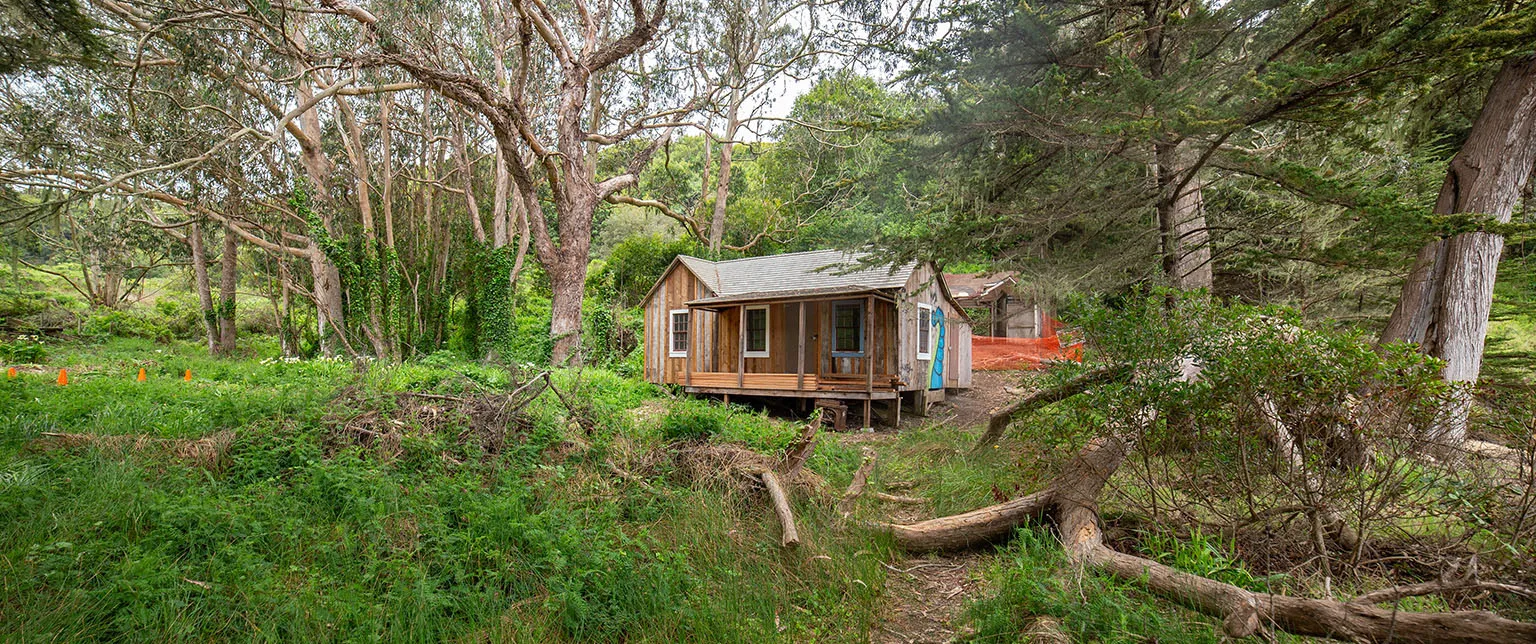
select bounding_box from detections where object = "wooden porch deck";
[682,372,905,430]
[682,372,902,400]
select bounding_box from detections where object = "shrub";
[968,526,1223,643]
[660,399,728,441]
[603,234,699,306]
[0,291,81,334]
[79,309,172,342]
[153,297,204,338]
[0,335,48,363]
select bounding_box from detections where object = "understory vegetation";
[0,338,890,642]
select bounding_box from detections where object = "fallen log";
[889,434,1536,643]
[604,459,663,495]
[781,409,822,477]
[1022,616,1072,643]
[886,490,1056,551]
[760,471,800,548]
[837,448,877,517]
[973,364,1131,452]
[1351,579,1536,605]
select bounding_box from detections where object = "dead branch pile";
[33,430,234,470]
[671,413,828,548]
[324,388,536,459]
[671,442,826,496]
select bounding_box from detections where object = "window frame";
[743,305,770,358]
[916,303,933,360]
[830,300,865,357]
[668,309,690,357]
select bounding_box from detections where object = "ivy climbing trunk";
[1381,55,1536,446]
[216,229,238,356]
[189,221,217,354]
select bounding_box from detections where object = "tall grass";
[0,340,885,642]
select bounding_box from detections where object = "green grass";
[0,339,887,642]
[965,527,1228,643]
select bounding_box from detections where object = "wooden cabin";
[641,250,972,428]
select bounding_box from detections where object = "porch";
[681,372,903,399]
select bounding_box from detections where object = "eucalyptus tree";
[310,0,709,364]
[668,0,830,253]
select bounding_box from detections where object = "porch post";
[738,304,746,388]
[796,302,806,390]
[865,295,874,395]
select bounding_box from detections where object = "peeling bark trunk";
[310,241,347,356]
[189,221,217,354]
[547,247,587,366]
[455,121,488,245]
[216,230,238,355]
[1382,55,1536,446]
[707,96,741,253]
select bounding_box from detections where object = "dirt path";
[867,371,1024,643]
[872,548,989,643]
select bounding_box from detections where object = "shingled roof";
[675,250,917,300]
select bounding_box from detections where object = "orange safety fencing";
[972,335,1083,371]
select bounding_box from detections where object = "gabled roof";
[944,272,1018,302]
[688,249,916,295]
[643,250,969,322]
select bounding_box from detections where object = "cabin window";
[917,303,933,360]
[832,301,864,355]
[669,310,690,357]
[744,306,769,358]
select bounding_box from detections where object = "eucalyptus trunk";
[189,221,217,353]
[216,230,238,355]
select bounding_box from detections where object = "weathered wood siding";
[708,299,896,380]
[643,263,719,386]
[900,263,972,390]
[645,260,970,390]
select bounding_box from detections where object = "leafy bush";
[0,291,81,334]
[79,309,172,342]
[660,399,729,441]
[603,233,699,306]
[0,335,47,363]
[153,297,204,338]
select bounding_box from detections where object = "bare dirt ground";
[918,370,1026,430]
[866,370,1027,643]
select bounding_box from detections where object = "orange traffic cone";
[137,367,147,382]
[184,369,192,382]
[5,367,16,379]
[57,369,68,386]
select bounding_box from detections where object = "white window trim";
[743,305,770,358]
[916,303,934,360]
[668,309,690,357]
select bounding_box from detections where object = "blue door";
[928,308,946,390]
